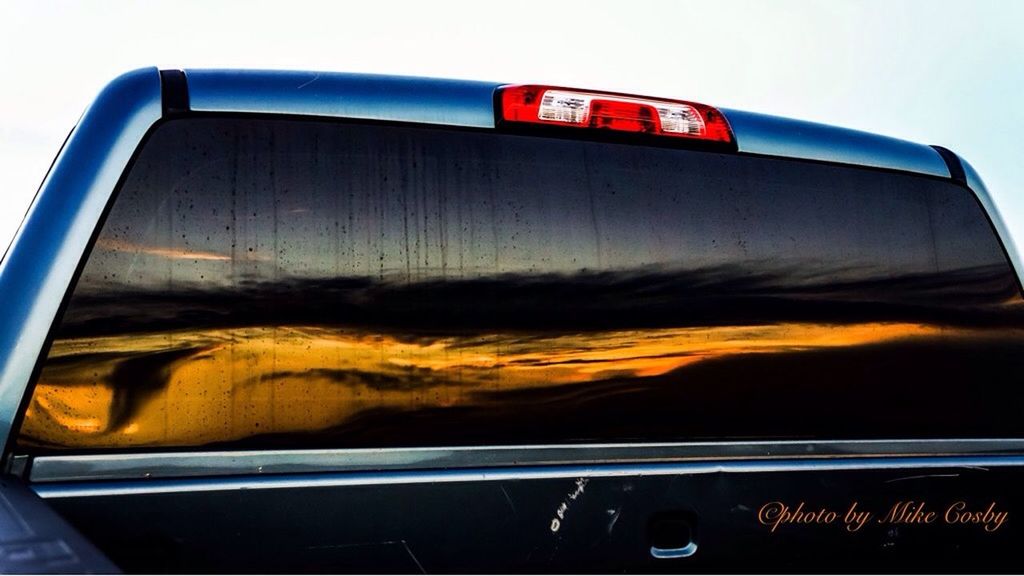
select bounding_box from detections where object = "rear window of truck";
[17,117,1024,452]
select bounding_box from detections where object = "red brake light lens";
[498,85,733,144]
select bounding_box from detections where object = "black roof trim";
[931,145,967,186]
[159,69,190,117]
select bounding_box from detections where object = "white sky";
[2,0,1022,255]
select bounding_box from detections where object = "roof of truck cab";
[181,68,951,179]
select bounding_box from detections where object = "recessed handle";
[650,542,698,559]
[648,511,698,560]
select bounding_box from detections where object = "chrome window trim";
[721,107,951,179]
[26,439,1024,484]
[0,68,162,453]
[33,454,1024,499]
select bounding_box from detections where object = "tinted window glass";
[18,118,1024,452]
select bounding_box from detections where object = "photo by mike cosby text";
[757,501,1008,533]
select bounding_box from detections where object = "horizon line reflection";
[20,320,994,450]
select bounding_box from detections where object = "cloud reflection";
[20,320,982,450]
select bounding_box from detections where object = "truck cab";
[0,67,1021,573]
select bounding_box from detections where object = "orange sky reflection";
[21,321,948,449]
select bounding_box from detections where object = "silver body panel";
[1,68,1021,482]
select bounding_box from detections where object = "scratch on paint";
[606,508,621,534]
[304,538,425,572]
[500,484,518,515]
[296,74,321,90]
[885,473,960,483]
[550,477,588,533]
[400,540,426,574]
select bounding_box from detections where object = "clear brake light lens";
[499,85,733,144]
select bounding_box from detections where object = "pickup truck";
[0,67,1021,573]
